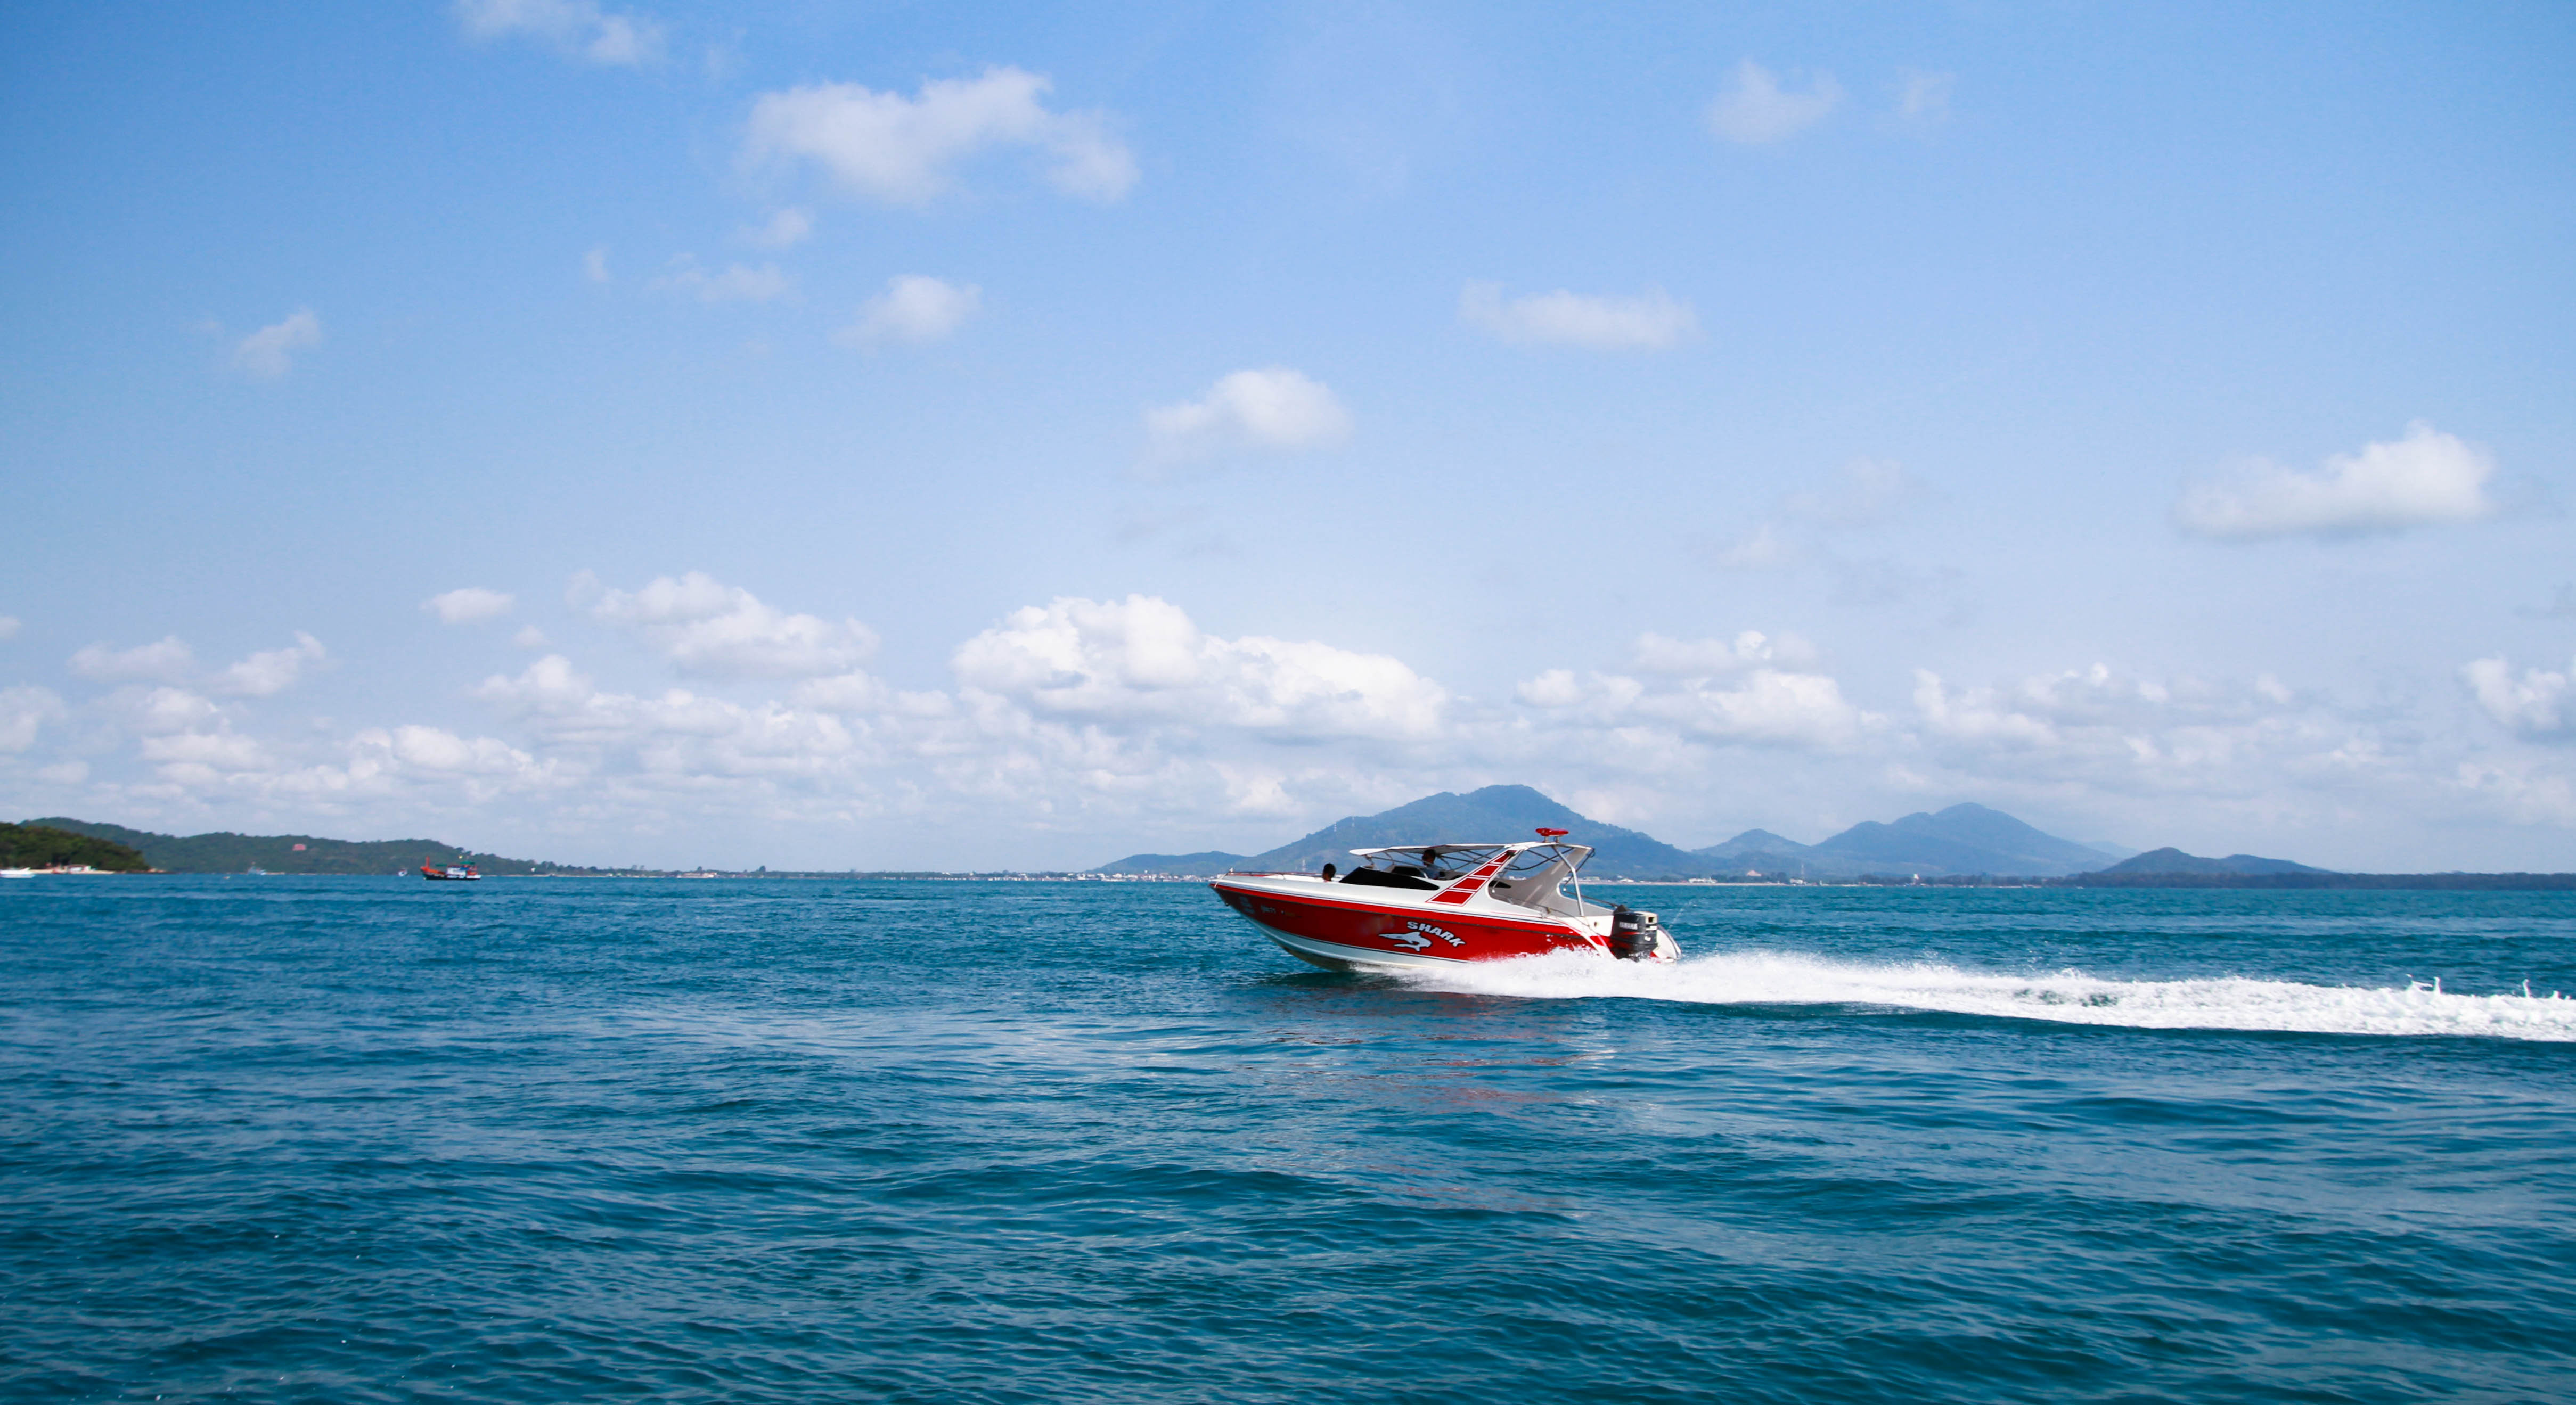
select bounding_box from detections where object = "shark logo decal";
[1383,931,1434,951]
[1408,921,1465,948]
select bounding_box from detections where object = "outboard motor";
[1608,905,1661,960]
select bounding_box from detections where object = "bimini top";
[1339,836,1600,917]
[1345,840,1593,882]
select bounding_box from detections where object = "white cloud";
[2465,655,2574,739]
[1144,368,1351,462]
[1511,660,1870,749]
[742,208,813,249]
[231,309,321,380]
[116,685,222,736]
[2174,422,2496,539]
[583,247,611,283]
[513,625,551,649]
[0,686,64,752]
[1707,60,1843,144]
[587,572,878,678]
[0,615,19,639]
[212,634,327,697]
[953,595,1446,741]
[455,0,663,65]
[837,275,982,347]
[1633,630,1817,675]
[1896,70,1955,128]
[71,636,195,684]
[425,587,516,623]
[653,258,793,305]
[1458,283,1698,350]
[742,68,1137,207]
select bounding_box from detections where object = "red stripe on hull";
[1210,880,1600,963]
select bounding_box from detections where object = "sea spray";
[1397,947,2576,1041]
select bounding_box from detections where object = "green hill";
[0,821,151,872]
[25,818,609,876]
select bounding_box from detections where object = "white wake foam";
[1395,949,2576,1041]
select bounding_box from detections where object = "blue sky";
[3,1,2572,870]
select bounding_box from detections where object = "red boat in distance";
[420,862,481,881]
[1210,829,1678,972]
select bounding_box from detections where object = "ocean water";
[3,878,2573,1403]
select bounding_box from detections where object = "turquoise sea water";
[4,877,2573,1402]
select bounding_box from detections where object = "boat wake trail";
[1396,949,2576,1041]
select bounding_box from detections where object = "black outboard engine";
[1608,905,1662,960]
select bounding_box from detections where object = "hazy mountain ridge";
[1093,789,2197,879]
[28,818,611,876]
[2095,847,2329,877]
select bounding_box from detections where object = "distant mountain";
[1695,828,1807,860]
[27,818,609,876]
[2094,847,2332,877]
[1240,785,1722,878]
[1800,803,2119,878]
[1,821,150,872]
[1688,803,2119,878]
[1089,850,1251,877]
[1095,785,1728,879]
[1093,790,2243,882]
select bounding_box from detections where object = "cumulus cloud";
[837,275,982,347]
[1144,368,1351,462]
[0,615,19,639]
[1515,662,1871,749]
[2465,655,2573,740]
[586,572,878,678]
[742,68,1137,206]
[424,587,516,623]
[211,634,327,697]
[1707,60,1842,144]
[2174,422,2496,539]
[653,258,793,305]
[583,247,611,283]
[742,207,814,249]
[954,595,1446,741]
[231,309,321,380]
[1458,283,1698,350]
[0,685,64,752]
[71,637,195,684]
[455,0,663,65]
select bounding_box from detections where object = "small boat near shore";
[420,862,481,881]
[1211,829,1678,971]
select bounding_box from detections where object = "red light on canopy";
[1535,828,1568,838]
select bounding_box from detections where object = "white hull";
[1256,922,1473,972]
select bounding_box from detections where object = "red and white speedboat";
[1211,829,1678,971]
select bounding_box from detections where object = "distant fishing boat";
[420,862,481,881]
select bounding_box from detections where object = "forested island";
[0,821,152,872]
